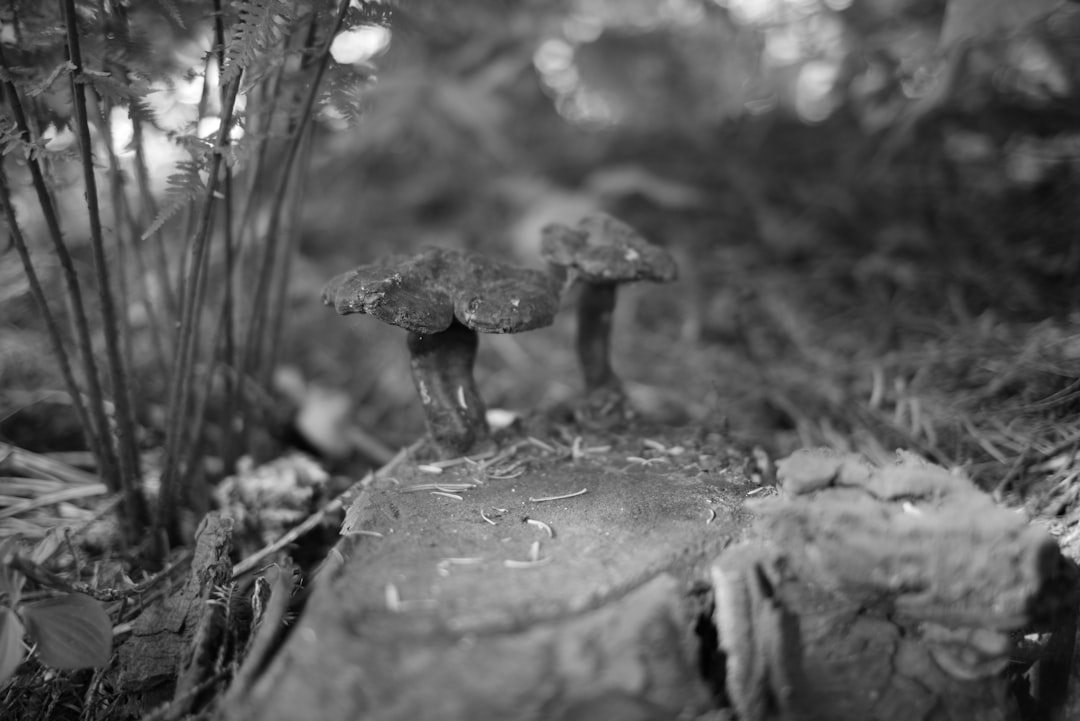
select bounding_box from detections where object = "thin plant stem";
[131,115,178,324]
[169,151,223,516]
[263,124,312,384]
[0,166,102,473]
[178,0,239,492]
[97,95,139,420]
[117,164,172,383]
[213,0,240,469]
[182,306,231,504]
[101,0,170,382]
[240,0,351,385]
[0,44,120,499]
[220,163,242,469]
[63,0,148,533]
[224,69,286,454]
[158,73,242,544]
[257,15,319,387]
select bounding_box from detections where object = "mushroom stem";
[575,283,622,395]
[407,320,489,457]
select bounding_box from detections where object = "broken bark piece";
[764,451,1067,629]
[716,448,1079,719]
[323,248,559,458]
[774,447,872,494]
[115,513,234,698]
[920,624,1012,681]
[541,213,677,417]
[710,543,810,721]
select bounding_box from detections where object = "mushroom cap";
[321,248,454,335]
[453,253,560,333]
[322,248,560,335]
[540,212,677,284]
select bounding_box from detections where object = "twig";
[11,550,190,604]
[527,436,556,453]
[231,478,355,580]
[230,440,418,579]
[0,483,108,520]
[221,563,297,703]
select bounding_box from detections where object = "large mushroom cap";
[321,248,454,335]
[322,248,559,335]
[540,212,677,284]
[451,253,560,333]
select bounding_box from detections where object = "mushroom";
[540,213,677,415]
[322,248,559,458]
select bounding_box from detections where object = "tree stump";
[220,430,748,720]
[218,439,1078,720]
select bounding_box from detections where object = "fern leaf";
[80,69,140,105]
[150,0,187,29]
[26,62,75,98]
[347,0,393,28]
[173,133,215,156]
[222,0,299,87]
[0,116,48,160]
[141,159,207,239]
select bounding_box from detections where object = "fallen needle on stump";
[526,518,555,537]
[529,488,588,503]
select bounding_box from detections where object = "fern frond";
[5,24,66,54]
[80,69,140,105]
[25,61,74,98]
[222,0,299,87]
[173,132,215,156]
[141,159,207,239]
[149,0,187,29]
[347,0,393,28]
[0,116,48,160]
[320,65,377,127]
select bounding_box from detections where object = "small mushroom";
[540,213,677,414]
[322,248,559,458]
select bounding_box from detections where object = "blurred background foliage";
[2,0,1080,542]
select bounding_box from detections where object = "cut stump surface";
[222,431,749,721]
